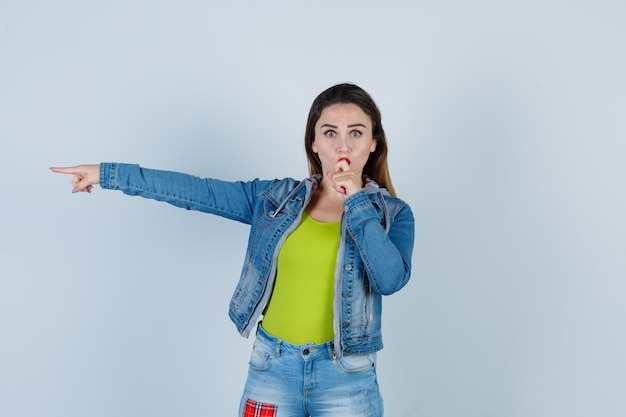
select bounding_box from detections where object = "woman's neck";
[306,184,346,223]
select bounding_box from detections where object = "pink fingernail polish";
[72,187,79,193]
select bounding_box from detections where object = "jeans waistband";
[257,323,335,360]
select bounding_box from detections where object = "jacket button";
[344,265,352,271]
[342,291,350,298]
[342,322,350,328]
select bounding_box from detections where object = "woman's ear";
[312,142,318,153]
[370,138,377,153]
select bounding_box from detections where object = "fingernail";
[72,187,79,193]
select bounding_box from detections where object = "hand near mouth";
[327,157,361,196]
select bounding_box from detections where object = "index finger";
[50,166,80,175]
[334,158,351,173]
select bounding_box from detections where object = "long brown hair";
[304,83,396,197]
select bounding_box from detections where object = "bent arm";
[344,192,415,295]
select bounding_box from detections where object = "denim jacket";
[100,163,414,358]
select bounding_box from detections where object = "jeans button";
[303,348,310,355]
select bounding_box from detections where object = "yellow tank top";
[261,211,340,344]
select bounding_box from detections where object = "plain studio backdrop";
[1,1,625,416]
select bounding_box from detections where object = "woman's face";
[312,103,377,180]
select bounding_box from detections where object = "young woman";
[51,83,415,417]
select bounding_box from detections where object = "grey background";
[1,1,625,416]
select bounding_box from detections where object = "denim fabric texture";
[100,163,414,358]
[239,325,383,417]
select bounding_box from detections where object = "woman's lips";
[338,157,351,165]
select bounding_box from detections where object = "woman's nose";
[336,135,349,151]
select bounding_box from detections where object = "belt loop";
[274,338,282,358]
[326,341,334,359]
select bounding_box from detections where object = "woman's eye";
[325,131,336,138]
[350,131,362,138]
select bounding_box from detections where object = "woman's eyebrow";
[319,123,367,129]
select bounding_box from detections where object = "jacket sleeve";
[99,162,268,225]
[343,191,415,295]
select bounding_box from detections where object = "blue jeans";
[239,325,383,417]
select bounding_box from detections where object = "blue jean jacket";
[100,163,414,357]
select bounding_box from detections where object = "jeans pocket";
[249,340,274,371]
[337,352,377,373]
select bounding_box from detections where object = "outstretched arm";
[50,165,100,193]
[51,162,278,225]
